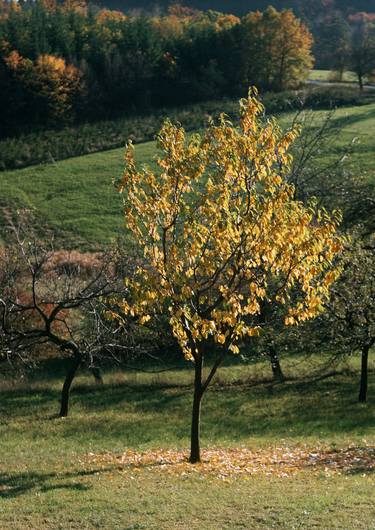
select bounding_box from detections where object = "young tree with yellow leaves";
[117,90,343,464]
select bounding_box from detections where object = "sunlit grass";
[1,102,375,249]
[1,354,375,529]
[309,69,358,84]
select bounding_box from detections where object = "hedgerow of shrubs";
[1,87,374,171]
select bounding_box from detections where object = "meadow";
[1,101,375,248]
[1,355,375,529]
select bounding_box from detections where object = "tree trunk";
[269,346,285,382]
[278,53,285,92]
[358,345,369,403]
[90,367,104,385]
[59,356,81,417]
[190,356,203,464]
[358,73,364,91]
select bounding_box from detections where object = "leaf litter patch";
[82,445,375,480]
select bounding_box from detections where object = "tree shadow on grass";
[0,467,115,499]
[40,374,375,444]
[324,106,375,133]
[202,375,375,440]
[0,381,187,423]
[1,371,375,443]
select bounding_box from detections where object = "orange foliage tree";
[241,7,314,91]
[33,54,84,122]
[4,50,84,124]
[117,90,343,463]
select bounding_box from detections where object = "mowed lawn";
[1,356,375,530]
[1,102,375,248]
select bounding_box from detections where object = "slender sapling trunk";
[358,345,369,403]
[190,355,203,464]
[90,367,104,385]
[358,73,364,91]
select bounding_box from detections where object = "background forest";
[96,0,375,16]
[1,0,375,138]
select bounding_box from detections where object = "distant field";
[309,69,358,84]
[1,102,375,248]
[0,354,375,529]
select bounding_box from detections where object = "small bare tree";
[289,108,374,232]
[0,211,136,416]
[325,235,375,403]
[245,107,374,380]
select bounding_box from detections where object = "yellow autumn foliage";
[118,89,343,361]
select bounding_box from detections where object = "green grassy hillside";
[1,357,375,529]
[1,102,375,248]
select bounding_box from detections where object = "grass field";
[309,69,359,84]
[1,102,375,248]
[1,355,375,529]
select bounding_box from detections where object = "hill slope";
[1,102,375,248]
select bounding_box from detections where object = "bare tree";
[288,107,374,230]
[325,235,375,403]
[0,211,137,416]
[350,14,375,91]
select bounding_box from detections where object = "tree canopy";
[117,90,344,462]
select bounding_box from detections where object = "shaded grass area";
[1,102,375,248]
[1,357,375,528]
[2,363,375,450]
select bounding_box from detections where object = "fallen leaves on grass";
[83,445,375,480]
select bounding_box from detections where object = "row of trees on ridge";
[0,1,314,135]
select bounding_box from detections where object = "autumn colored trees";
[0,2,314,135]
[2,1,374,135]
[117,91,343,462]
[3,49,84,126]
[240,7,314,91]
[1,2,374,467]
[1,89,373,462]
